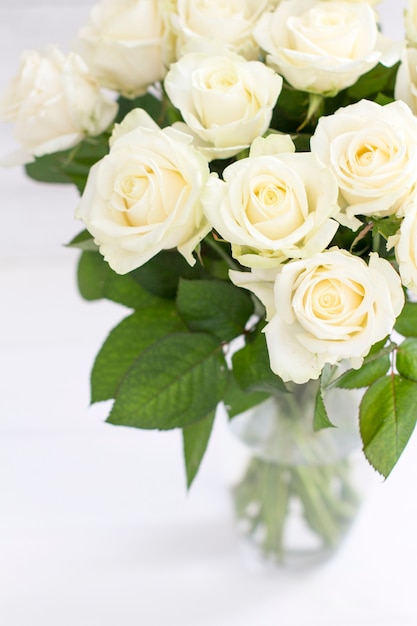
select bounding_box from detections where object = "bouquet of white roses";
[2,0,417,498]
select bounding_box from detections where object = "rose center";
[120,174,148,202]
[310,8,345,27]
[355,143,391,168]
[256,183,283,207]
[205,69,238,91]
[112,165,186,227]
[349,131,398,173]
[289,4,362,58]
[246,175,305,238]
[308,276,364,321]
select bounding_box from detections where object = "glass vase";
[228,381,368,571]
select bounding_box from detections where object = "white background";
[0,1,416,625]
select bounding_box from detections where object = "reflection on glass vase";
[228,381,369,571]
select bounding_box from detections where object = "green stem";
[231,393,362,562]
[292,463,356,547]
[372,229,381,253]
[262,464,290,560]
[204,235,241,271]
[297,93,324,132]
[292,467,339,546]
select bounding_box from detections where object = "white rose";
[321,0,380,3]
[405,0,417,46]
[230,249,404,384]
[202,135,340,267]
[73,0,173,97]
[388,200,417,296]
[171,0,271,60]
[310,99,417,227]
[254,0,399,95]
[395,46,417,115]
[75,109,211,274]
[0,47,117,165]
[164,49,282,161]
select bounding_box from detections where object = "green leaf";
[334,355,390,389]
[359,375,417,477]
[25,134,109,193]
[77,251,162,309]
[232,327,287,394]
[131,250,208,299]
[346,62,400,101]
[67,230,98,252]
[395,301,417,338]
[271,82,312,134]
[374,92,395,106]
[372,216,402,240]
[313,387,335,431]
[320,363,338,388]
[291,133,312,153]
[115,93,164,126]
[198,238,232,281]
[91,304,185,403]
[177,279,254,342]
[107,333,229,430]
[25,153,74,185]
[396,338,417,382]
[182,410,216,489]
[365,337,391,358]
[222,374,269,419]
[77,251,109,301]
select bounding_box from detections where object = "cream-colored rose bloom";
[230,249,404,384]
[75,109,210,274]
[388,200,417,296]
[395,46,417,115]
[73,0,174,98]
[324,0,380,2]
[0,47,117,165]
[171,0,271,60]
[254,0,399,95]
[310,99,417,228]
[202,135,340,267]
[405,0,417,46]
[164,49,282,161]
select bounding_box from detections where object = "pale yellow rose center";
[257,183,284,207]
[306,275,365,322]
[113,166,186,227]
[205,68,238,91]
[290,5,364,58]
[246,176,304,238]
[310,9,345,27]
[194,64,252,126]
[354,142,391,169]
[121,174,148,201]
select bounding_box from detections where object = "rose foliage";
[4,0,417,486]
